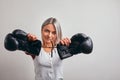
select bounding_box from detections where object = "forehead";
[42,24,56,31]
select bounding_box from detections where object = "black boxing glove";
[4,29,41,56]
[12,29,28,41]
[57,33,93,60]
[69,33,93,54]
[4,33,19,51]
[57,43,73,59]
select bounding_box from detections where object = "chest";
[35,48,62,67]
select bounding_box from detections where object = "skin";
[41,24,57,52]
[41,24,57,48]
[27,24,71,53]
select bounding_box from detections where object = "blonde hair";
[41,17,62,44]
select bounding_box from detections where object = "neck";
[42,43,54,54]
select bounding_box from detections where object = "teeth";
[47,39,52,42]
[48,39,51,41]
[49,39,52,41]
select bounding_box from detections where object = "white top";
[34,48,63,80]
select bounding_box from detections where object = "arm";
[57,33,93,60]
[4,29,41,57]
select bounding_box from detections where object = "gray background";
[0,0,120,80]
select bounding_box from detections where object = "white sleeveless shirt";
[34,48,63,80]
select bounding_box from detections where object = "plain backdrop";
[0,0,120,80]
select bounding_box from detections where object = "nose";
[48,32,52,38]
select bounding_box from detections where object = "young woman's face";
[41,24,57,44]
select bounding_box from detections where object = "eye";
[44,29,49,33]
[52,31,56,35]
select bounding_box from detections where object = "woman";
[27,17,71,80]
[4,17,93,80]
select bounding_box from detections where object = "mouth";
[45,38,53,43]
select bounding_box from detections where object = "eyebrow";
[44,28,56,33]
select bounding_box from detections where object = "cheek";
[41,32,46,40]
[53,35,57,41]
[42,31,48,37]
[42,33,47,37]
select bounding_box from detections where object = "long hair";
[41,17,62,44]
